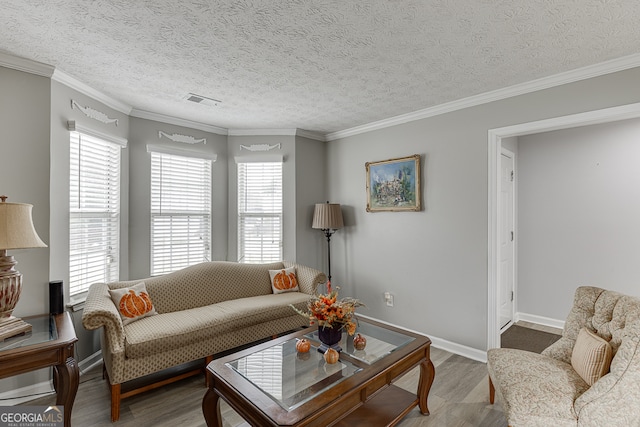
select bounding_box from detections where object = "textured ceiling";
[2,0,640,135]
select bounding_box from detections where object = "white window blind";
[237,162,283,263]
[150,151,211,276]
[69,131,121,296]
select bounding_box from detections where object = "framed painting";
[366,154,421,212]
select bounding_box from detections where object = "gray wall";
[0,66,51,393]
[294,136,327,268]
[517,118,640,319]
[327,67,640,352]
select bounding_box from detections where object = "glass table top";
[225,319,415,411]
[304,320,415,365]
[0,315,57,352]
[227,337,362,411]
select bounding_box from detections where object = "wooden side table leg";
[202,388,223,427]
[54,355,79,427]
[417,358,435,415]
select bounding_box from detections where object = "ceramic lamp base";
[0,316,32,342]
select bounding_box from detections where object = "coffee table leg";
[202,388,223,427]
[418,358,435,415]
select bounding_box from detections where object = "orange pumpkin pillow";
[109,282,157,325]
[269,267,300,294]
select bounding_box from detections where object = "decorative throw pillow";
[269,267,300,294]
[571,327,613,386]
[109,282,157,325]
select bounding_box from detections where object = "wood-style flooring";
[26,344,507,427]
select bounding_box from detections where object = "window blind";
[237,162,283,263]
[150,151,212,276]
[69,131,121,296]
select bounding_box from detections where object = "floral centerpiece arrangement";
[292,281,364,344]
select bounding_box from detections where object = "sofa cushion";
[123,292,311,359]
[108,282,157,325]
[269,267,300,294]
[571,328,612,386]
[487,348,589,426]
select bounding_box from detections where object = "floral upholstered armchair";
[487,286,640,427]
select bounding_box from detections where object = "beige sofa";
[82,261,325,421]
[487,286,640,426]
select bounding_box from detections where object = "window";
[69,131,121,296]
[237,161,283,263]
[150,150,212,275]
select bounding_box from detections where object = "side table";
[0,312,79,427]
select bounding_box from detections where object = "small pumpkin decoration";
[296,338,311,353]
[273,269,299,291]
[324,348,339,364]
[119,290,153,318]
[353,333,367,350]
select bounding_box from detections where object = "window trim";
[236,159,284,264]
[148,146,214,276]
[68,127,124,296]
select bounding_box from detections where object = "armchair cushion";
[487,348,589,427]
[571,328,612,385]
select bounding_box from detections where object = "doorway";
[487,102,640,351]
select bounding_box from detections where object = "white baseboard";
[0,351,103,405]
[357,314,488,363]
[78,350,103,375]
[515,312,565,331]
[0,381,55,405]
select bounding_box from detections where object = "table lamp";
[0,195,47,340]
[312,202,343,282]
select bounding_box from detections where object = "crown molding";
[130,109,228,135]
[296,129,326,141]
[52,69,132,115]
[228,128,325,141]
[326,53,640,141]
[228,128,297,136]
[0,51,55,77]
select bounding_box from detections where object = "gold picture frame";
[366,154,421,212]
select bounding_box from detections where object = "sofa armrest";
[81,282,126,354]
[285,262,327,295]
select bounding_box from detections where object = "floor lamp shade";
[0,198,47,340]
[312,203,344,231]
[312,203,343,282]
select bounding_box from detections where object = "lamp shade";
[312,203,344,230]
[0,202,47,250]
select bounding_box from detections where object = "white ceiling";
[2,0,640,136]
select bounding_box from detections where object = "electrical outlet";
[384,292,394,307]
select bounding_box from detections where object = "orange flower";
[291,283,364,335]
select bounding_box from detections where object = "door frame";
[499,148,516,332]
[487,102,640,350]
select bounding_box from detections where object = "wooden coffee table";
[202,318,434,426]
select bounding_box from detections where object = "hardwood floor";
[25,346,506,427]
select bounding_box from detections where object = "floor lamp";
[0,196,47,341]
[312,202,344,282]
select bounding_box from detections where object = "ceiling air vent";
[184,93,221,107]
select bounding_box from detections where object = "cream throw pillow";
[269,267,300,294]
[571,327,613,386]
[109,282,157,325]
